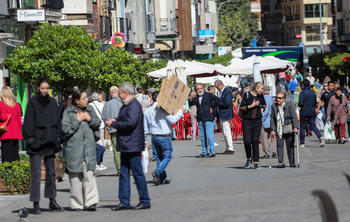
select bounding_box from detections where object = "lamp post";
[319,0,324,53]
[216,0,232,38]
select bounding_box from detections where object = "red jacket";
[0,101,23,140]
[285,74,292,83]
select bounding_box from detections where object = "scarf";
[335,94,342,104]
[276,103,285,138]
[36,92,50,105]
[71,103,87,113]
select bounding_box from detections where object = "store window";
[306,26,321,41]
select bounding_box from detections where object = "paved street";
[1,132,350,222]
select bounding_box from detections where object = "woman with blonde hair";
[239,82,266,169]
[0,86,23,163]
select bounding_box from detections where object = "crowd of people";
[0,69,350,214]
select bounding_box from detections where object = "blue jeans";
[280,78,284,86]
[152,136,173,184]
[285,82,289,90]
[96,144,105,163]
[151,142,157,159]
[290,91,295,101]
[300,116,322,144]
[119,152,150,207]
[198,121,215,155]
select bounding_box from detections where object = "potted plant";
[0,161,30,194]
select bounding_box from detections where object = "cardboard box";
[157,75,191,115]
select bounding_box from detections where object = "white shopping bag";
[141,148,149,174]
[316,113,324,131]
[324,120,336,142]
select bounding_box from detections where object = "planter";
[41,159,64,182]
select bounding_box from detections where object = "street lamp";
[216,0,233,37]
[319,0,324,53]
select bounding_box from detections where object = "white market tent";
[146,56,292,90]
[217,55,291,76]
[146,60,221,85]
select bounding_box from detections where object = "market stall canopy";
[195,75,239,87]
[217,55,292,75]
[146,60,221,83]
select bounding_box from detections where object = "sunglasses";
[276,97,285,99]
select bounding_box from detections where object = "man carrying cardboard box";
[144,91,183,185]
[189,83,220,158]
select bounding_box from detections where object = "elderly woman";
[271,92,299,168]
[62,89,101,211]
[327,87,350,144]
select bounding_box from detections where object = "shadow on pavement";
[57,189,70,193]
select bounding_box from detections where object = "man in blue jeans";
[298,79,325,148]
[189,83,220,158]
[144,91,183,185]
[105,82,150,211]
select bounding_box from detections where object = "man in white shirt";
[144,91,183,185]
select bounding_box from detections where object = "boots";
[33,202,41,215]
[49,198,64,212]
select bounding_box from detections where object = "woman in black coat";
[23,77,63,214]
[270,92,299,168]
[239,82,266,169]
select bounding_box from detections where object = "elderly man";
[102,86,123,176]
[189,83,220,158]
[105,82,150,211]
[144,91,183,185]
[260,86,276,159]
[214,80,234,154]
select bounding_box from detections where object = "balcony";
[285,15,300,21]
[159,18,176,32]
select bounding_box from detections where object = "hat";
[91,92,99,101]
[263,86,270,93]
[147,88,156,93]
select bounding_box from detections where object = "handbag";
[282,124,293,134]
[0,102,11,132]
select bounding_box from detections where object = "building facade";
[334,0,350,50]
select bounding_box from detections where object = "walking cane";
[269,134,273,168]
[295,130,300,168]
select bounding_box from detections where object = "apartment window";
[304,4,326,18]
[336,0,342,12]
[306,26,320,41]
[337,19,344,35]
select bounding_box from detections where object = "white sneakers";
[299,144,305,148]
[96,164,107,171]
[319,137,325,147]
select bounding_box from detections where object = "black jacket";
[189,92,220,122]
[112,96,144,153]
[23,94,61,156]
[270,101,299,133]
[239,92,266,119]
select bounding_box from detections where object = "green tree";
[216,0,258,48]
[92,48,165,92]
[5,23,101,98]
[5,23,166,96]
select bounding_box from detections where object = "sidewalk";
[1,133,350,221]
